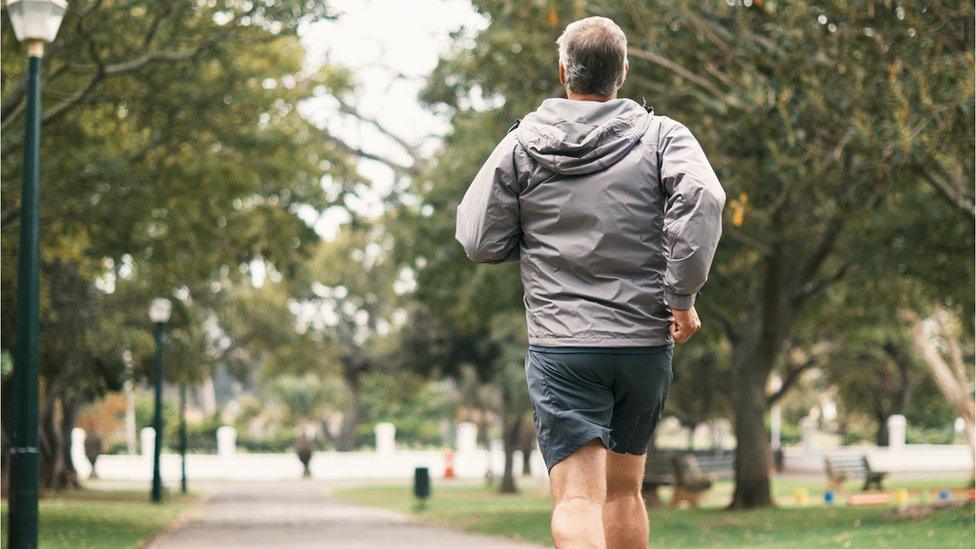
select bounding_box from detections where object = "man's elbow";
[457,236,517,264]
[456,233,502,264]
[463,245,510,264]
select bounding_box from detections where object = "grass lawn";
[1,488,193,549]
[335,477,974,548]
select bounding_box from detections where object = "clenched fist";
[669,306,701,344]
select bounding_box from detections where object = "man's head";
[556,16,629,99]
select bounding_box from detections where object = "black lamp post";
[148,298,172,503]
[5,1,67,546]
[179,383,188,494]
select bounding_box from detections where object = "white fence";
[783,414,973,474]
[782,443,974,474]
[73,414,974,482]
[71,422,548,482]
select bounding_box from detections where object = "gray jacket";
[456,98,725,347]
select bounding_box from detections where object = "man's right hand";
[669,306,701,344]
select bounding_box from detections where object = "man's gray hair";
[556,16,628,96]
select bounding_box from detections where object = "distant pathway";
[150,480,543,548]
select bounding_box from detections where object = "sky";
[296,0,486,238]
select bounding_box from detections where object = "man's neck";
[566,89,616,102]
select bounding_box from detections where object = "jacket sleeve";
[658,120,726,310]
[455,133,522,264]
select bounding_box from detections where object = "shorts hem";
[544,428,613,473]
[609,446,648,457]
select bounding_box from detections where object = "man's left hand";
[669,306,701,344]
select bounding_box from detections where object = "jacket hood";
[515,98,652,176]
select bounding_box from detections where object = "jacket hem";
[528,335,672,347]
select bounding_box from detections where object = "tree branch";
[796,212,844,289]
[334,97,427,173]
[627,47,748,111]
[914,161,975,222]
[323,132,417,178]
[766,342,834,405]
[792,261,849,306]
[696,298,737,341]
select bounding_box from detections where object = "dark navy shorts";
[525,344,673,471]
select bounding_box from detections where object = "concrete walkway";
[149,481,544,548]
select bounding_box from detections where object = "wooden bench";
[641,452,673,506]
[642,452,735,508]
[824,455,887,492]
[670,453,735,508]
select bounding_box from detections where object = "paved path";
[150,481,544,548]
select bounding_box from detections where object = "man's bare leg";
[604,451,647,548]
[549,439,607,548]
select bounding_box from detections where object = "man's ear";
[621,59,629,85]
[558,63,566,86]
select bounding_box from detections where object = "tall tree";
[280,225,403,450]
[418,0,973,508]
[0,1,348,489]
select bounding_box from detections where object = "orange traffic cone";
[443,450,456,479]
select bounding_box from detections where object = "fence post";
[456,422,478,454]
[800,417,817,453]
[375,422,396,455]
[71,428,87,476]
[887,415,907,450]
[216,426,237,458]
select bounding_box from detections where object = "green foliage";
[357,375,457,449]
[265,373,345,428]
[668,335,733,427]
[0,1,358,486]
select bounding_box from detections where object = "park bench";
[670,453,735,508]
[642,451,735,508]
[641,452,673,505]
[824,454,887,492]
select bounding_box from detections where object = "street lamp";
[148,298,172,503]
[6,1,67,547]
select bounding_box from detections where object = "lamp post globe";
[6,1,66,547]
[149,297,173,324]
[148,298,171,503]
[6,0,67,42]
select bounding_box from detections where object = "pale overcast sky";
[297,0,486,238]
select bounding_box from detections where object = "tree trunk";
[687,421,697,451]
[39,390,81,491]
[909,310,975,478]
[518,417,535,477]
[499,388,521,494]
[729,359,773,508]
[337,371,362,452]
[729,248,792,509]
[729,319,779,509]
[59,394,80,488]
[874,411,890,447]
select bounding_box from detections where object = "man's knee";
[552,495,604,535]
[606,479,642,502]
[551,495,605,545]
[554,494,604,512]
